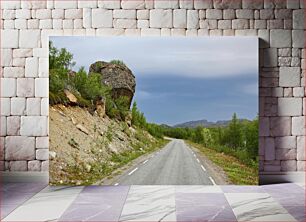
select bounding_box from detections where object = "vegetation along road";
[112,139,216,185]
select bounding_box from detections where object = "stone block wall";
[0,0,305,179]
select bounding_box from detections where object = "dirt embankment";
[49,104,156,185]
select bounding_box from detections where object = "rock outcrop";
[89,61,136,108]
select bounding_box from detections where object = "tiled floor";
[1,183,305,222]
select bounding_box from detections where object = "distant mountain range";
[173,119,249,128]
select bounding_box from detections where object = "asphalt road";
[114,139,216,185]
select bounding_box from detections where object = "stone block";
[255,20,267,29]
[11,98,26,116]
[206,9,222,19]
[114,9,136,19]
[35,9,51,19]
[122,0,145,9]
[154,0,178,9]
[292,116,305,136]
[0,98,10,116]
[258,29,269,48]
[218,20,232,29]
[137,20,149,28]
[41,160,49,171]
[98,0,121,9]
[1,1,20,9]
[278,48,291,57]
[236,9,254,19]
[13,49,32,58]
[161,28,171,36]
[20,116,48,136]
[232,19,249,29]
[78,0,97,8]
[278,57,291,67]
[21,1,46,9]
[291,57,301,67]
[137,10,149,19]
[63,19,74,29]
[113,19,136,28]
[3,9,15,19]
[36,137,49,149]
[259,117,269,136]
[65,9,82,19]
[54,1,77,9]
[150,9,172,28]
[1,117,7,136]
[194,0,213,9]
[270,30,291,48]
[179,0,193,9]
[92,9,113,28]
[278,98,302,116]
[96,28,124,36]
[52,9,64,19]
[287,0,300,9]
[293,9,305,29]
[15,9,31,19]
[279,67,300,87]
[9,161,27,171]
[19,30,40,48]
[82,8,91,28]
[276,149,297,160]
[28,160,41,171]
[187,10,199,29]
[281,160,297,171]
[297,161,305,171]
[265,138,275,160]
[41,98,49,116]
[25,57,38,77]
[264,48,277,67]
[17,78,34,97]
[293,87,304,97]
[1,30,19,48]
[7,116,20,136]
[223,9,235,19]
[200,19,217,29]
[0,78,16,97]
[275,136,297,149]
[242,0,263,9]
[38,58,49,78]
[26,98,41,116]
[3,67,24,78]
[292,30,305,48]
[270,117,291,136]
[13,58,25,67]
[297,136,305,160]
[36,149,48,160]
[35,78,49,98]
[173,9,187,28]
[275,9,292,19]
[213,0,241,9]
[15,19,28,29]
[5,136,35,160]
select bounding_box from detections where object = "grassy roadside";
[187,141,258,185]
[62,133,169,186]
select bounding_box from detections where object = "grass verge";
[60,134,169,186]
[187,141,258,185]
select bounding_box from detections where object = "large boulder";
[89,61,136,108]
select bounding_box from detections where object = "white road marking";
[209,176,216,185]
[128,167,138,176]
[196,158,200,163]
[201,165,206,172]
[114,183,119,186]
[142,159,148,164]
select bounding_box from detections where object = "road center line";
[114,183,119,186]
[128,167,138,176]
[201,165,206,171]
[143,159,148,164]
[209,176,216,185]
[196,158,200,163]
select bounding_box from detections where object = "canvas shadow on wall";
[49,36,259,186]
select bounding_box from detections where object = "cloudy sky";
[51,36,258,125]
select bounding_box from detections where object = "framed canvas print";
[49,37,258,185]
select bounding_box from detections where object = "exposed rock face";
[89,61,136,108]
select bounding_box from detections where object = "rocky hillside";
[49,104,161,185]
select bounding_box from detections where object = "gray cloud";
[51,36,258,79]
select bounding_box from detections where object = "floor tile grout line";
[117,185,132,222]
[2,184,49,220]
